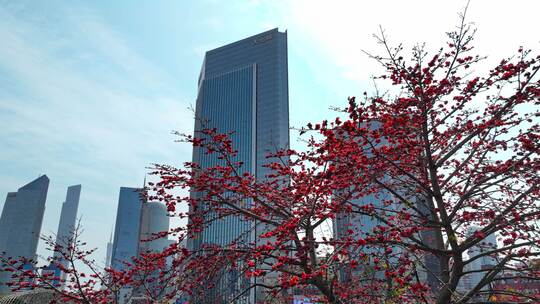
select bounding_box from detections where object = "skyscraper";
[54,185,81,250]
[45,185,81,288]
[0,175,50,294]
[188,28,289,303]
[110,187,171,303]
[111,187,143,271]
[110,187,144,304]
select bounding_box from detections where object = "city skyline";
[1,0,539,282]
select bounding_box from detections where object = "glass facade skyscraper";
[110,188,170,303]
[0,175,49,294]
[111,187,143,271]
[188,28,289,303]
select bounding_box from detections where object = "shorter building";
[135,201,171,298]
[110,186,171,303]
[111,191,171,269]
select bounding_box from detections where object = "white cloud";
[276,0,540,85]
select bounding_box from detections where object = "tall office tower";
[47,185,81,287]
[0,175,50,294]
[188,28,289,303]
[111,187,144,271]
[110,187,143,304]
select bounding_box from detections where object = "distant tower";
[331,122,442,290]
[54,185,81,251]
[331,122,394,283]
[105,229,113,268]
[188,28,289,303]
[48,185,81,287]
[111,187,143,271]
[0,175,50,294]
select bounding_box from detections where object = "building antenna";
[142,174,148,203]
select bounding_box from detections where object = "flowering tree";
[153,11,539,304]
[0,222,186,303]
[2,11,539,304]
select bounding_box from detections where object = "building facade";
[111,187,144,271]
[0,175,50,294]
[188,28,289,303]
[139,202,169,254]
[54,185,81,252]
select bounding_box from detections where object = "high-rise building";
[111,188,171,270]
[188,28,289,303]
[46,185,81,287]
[110,187,144,304]
[110,187,171,303]
[0,175,50,294]
[111,187,144,271]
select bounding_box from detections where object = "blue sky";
[0,0,538,266]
